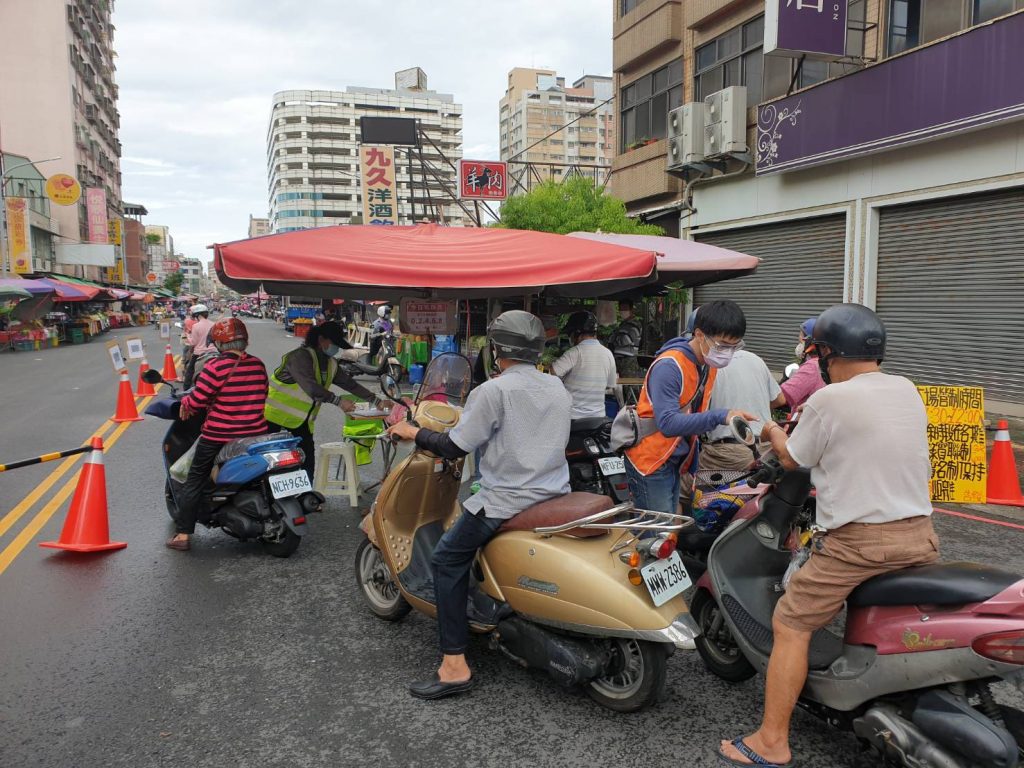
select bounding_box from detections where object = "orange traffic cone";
[112,371,144,423]
[987,420,1024,507]
[135,357,156,396]
[40,438,127,553]
[161,344,179,382]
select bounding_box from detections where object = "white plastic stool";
[313,441,361,507]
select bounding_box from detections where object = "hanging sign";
[359,145,399,225]
[159,321,171,340]
[146,272,158,284]
[399,298,457,334]
[764,0,848,61]
[917,386,987,504]
[458,160,508,200]
[108,219,122,245]
[85,188,108,244]
[106,340,127,372]
[45,174,82,206]
[5,197,31,274]
[125,337,145,360]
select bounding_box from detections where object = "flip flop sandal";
[716,738,795,768]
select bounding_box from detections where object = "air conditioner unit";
[703,86,748,157]
[667,103,705,169]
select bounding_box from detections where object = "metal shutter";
[876,186,1024,404]
[693,215,847,371]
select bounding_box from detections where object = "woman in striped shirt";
[167,318,269,551]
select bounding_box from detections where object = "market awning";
[567,232,760,288]
[214,224,660,300]
[36,277,93,301]
[46,274,117,301]
[0,278,53,298]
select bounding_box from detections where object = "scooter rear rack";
[533,502,693,536]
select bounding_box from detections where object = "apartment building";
[248,215,271,238]
[144,225,173,285]
[612,0,1024,415]
[498,68,615,193]
[267,70,464,232]
[0,0,124,278]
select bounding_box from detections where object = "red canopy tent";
[213,224,660,300]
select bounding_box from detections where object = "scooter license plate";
[640,551,692,607]
[597,456,625,476]
[269,469,312,499]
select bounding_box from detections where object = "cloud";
[114,0,612,259]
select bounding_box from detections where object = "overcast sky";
[113,0,612,268]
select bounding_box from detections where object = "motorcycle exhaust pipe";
[493,617,605,688]
[853,704,966,768]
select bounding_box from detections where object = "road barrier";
[112,370,144,423]
[135,356,156,396]
[0,445,92,473]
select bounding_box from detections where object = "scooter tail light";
[627,568,643,586]
[647,535,677,560]
[263,450,303,470]
[972,630,1024,664]
[292,516,307,526]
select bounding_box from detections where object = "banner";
[107,219,122,246]
[5,197,31,274]
[85,187,108,244]
[917,386,987,504]
[55,243,116,267]
[359,146,399,225]
[399,298,457,334]
[45,174,82,206]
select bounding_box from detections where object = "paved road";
[1,319,1022,768]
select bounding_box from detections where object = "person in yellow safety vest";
[265,321,391,480]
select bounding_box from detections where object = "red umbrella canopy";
[214,224,660,300]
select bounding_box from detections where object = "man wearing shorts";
[718,303,939,768]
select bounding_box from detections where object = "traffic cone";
[40,438,127,553]
[161,344,179,382]
[135,357,156,397]
[112,371,144,423]
[987,420,1024,507]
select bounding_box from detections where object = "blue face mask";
[324,343,340,357]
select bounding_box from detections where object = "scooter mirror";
[784,362,799,378]
[380,374,401,402]
[730,416,756,446]
[142,368,165,385]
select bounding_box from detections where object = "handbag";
[609,357,709,452]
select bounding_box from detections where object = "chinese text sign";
[86,187,108,244]
[458,160,508,200]
[917,386,986,504]
[360,146,399,225]
[765,0,848,60]
[5,198,31,274]
[399,299,456,334]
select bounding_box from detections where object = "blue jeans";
[626,457,682,515]
[432,509,503,655]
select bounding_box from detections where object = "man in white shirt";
[704,348,786,471]
[719,303,939,768]
[551,311,617,421]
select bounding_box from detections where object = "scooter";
[566,416,631,504]
[692,418,1024,768]
[354,353,699,712]
[142,369,322,557]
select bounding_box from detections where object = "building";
[179,257,203,295]
[498,68,615,194]
[248,215,270,238]
[122,201,149,285]
[0,0,124,278]
[267,70,465,232]
[611,0,1024,416]
[1,153,60,274]
[144,225,173,284]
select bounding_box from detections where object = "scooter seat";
[499,492,613,538]
[847,561,1021,608]
[570,417,610,435]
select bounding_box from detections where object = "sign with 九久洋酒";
[917,385,986,504]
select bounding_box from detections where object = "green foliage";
[496,177,664,235]
[145,233,162,245]
[163,271,184,294]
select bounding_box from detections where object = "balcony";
[613,0,683,73]
[609,138,680,204]
[755,11,1024,175]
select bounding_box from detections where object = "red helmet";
[211,317,248,344]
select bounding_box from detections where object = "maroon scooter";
[691,419,1024,768]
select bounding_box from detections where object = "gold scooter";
[354,353,699,712]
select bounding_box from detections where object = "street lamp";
[0,155,62,278]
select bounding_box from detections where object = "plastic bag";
[343,419,384,465]
[169,439,199,483]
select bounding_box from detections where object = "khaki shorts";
[775,515,940,633]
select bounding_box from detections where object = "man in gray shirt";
[388,311,571,700]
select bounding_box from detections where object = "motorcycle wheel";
[692,589,757,682]
[261,527,301,558]
[355,538,411,621]
[586,639,667,712]
[388,362,404,385]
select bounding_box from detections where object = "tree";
[145,233,162,245]
[164,271,184,294]
[496,177,664,235]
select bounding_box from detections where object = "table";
[615,377,645,407]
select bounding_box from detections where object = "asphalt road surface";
[1,318,1022,768]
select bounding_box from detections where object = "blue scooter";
[142,369,321,557]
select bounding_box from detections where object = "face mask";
[701,336,735,369]
[795,341,806,358]
[324,343,340,357]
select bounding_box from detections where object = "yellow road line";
[0,420,117,540]
[0,401,150,576]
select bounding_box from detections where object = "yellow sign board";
[108,218,122,245]
[5,197,31,274]
[917,385,986,504]
[359,145,398,225]
[45,173,82,206]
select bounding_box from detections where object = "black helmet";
[488,310,546,364]
[564,310,598,337]
[813,303,886,360]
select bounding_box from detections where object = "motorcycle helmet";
[210,317,248,351]
[487,310,546,364]
[563,310,598,338]
[190,303,209,316]
[813,304,885,383]
[377,305,391,319]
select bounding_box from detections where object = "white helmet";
[377,305,391,318]
[190,303,209,316]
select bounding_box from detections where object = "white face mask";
[795,341,806,358]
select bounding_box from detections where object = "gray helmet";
[488,310,546,364]
[813,303,886,360]
[564,310,598,337]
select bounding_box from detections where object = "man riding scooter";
[717,303,940,768]
[551,310,617,420]
[387,310,572,700]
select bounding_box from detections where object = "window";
[888,0,1023,55]
[620,0,642,15]
[619,58,683,150]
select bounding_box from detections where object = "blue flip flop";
[716,738,795,768]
